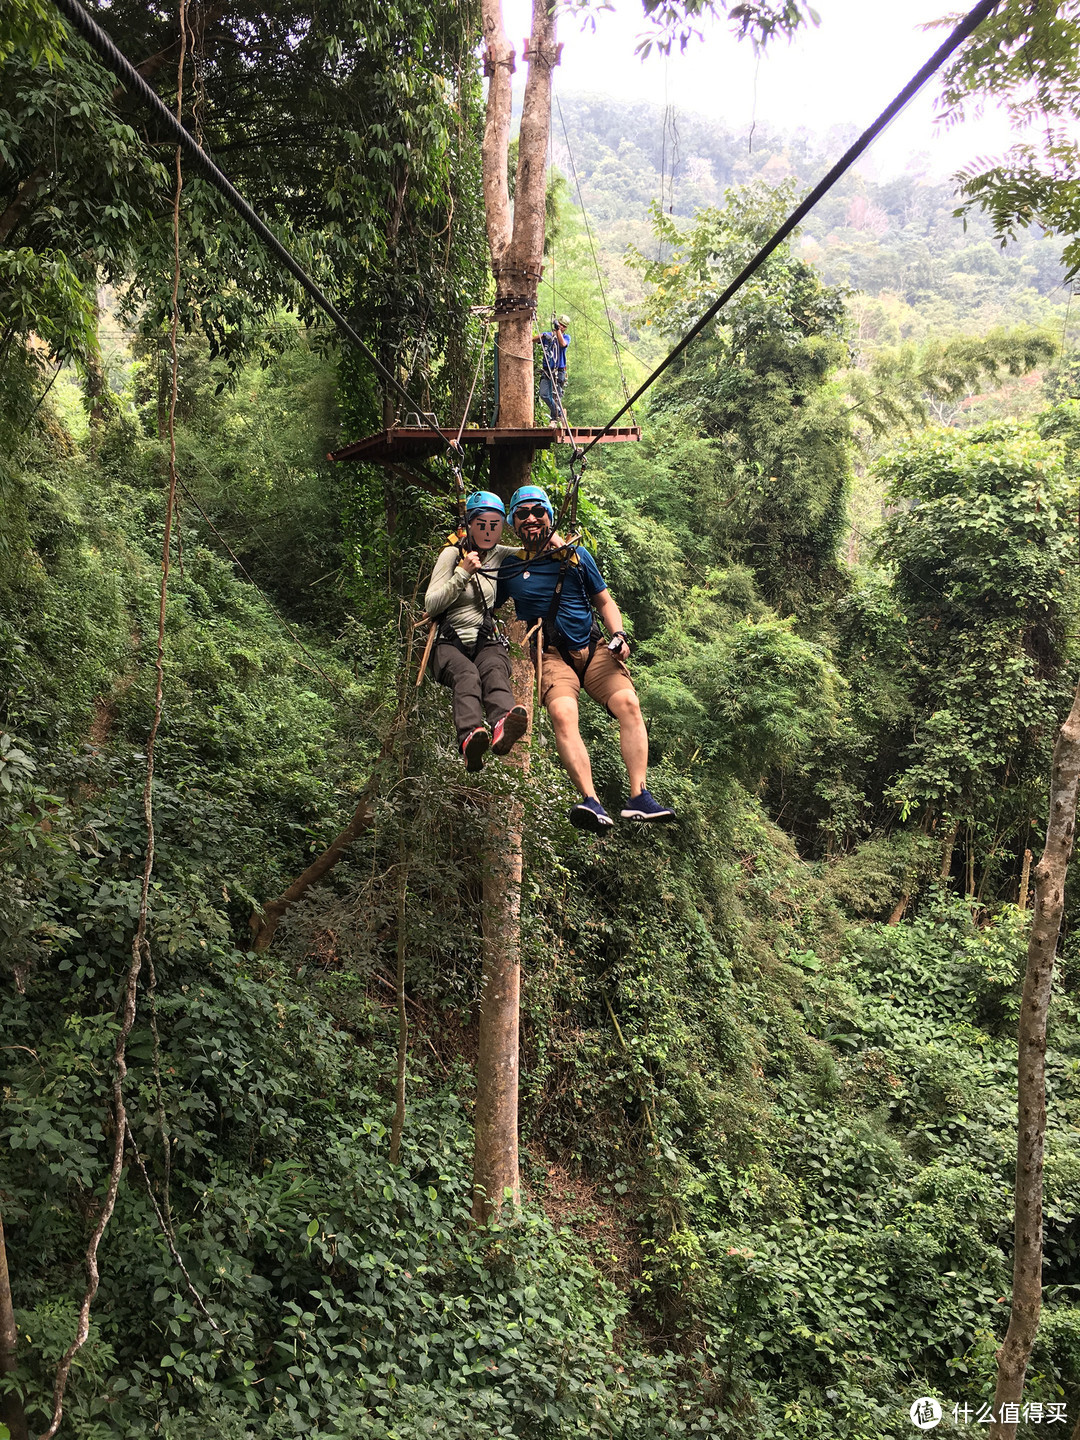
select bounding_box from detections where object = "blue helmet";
[465,490,506,518]
[508,485,554,524]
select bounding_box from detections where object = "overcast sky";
[501,0,1020,180]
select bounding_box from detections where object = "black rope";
[18,359,63,436]
[50,0,461,463]
[580,0,1002,457]
[552,445,586,536]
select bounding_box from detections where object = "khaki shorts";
[539,639,635,710]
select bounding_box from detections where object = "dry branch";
[479,0,514,266]
[248,731,398,952]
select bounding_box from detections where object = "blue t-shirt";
[497,545,605,648]
[540,330,570,372]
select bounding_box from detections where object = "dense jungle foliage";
[7,2,1080,1438]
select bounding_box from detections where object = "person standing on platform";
[534,314,571,427]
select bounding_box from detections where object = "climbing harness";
[510,442,588,708]
[415,500,509,687]
[412,332,499,681]
[415,547,509,692]
[541,287,650,383]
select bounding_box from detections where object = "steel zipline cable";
[54,0,1000,479]
[579,0,1002,457]
[49,0,461,461]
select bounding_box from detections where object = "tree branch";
[248,731,398,953]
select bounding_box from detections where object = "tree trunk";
[470,0,555,1221]
[472,637,533,1219]
[474,791,524,1216]
[479,0,557,495]
[0,1208,29,1440]
[940,816,959,882]
[989,678,1080,1439]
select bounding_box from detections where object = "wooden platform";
[328,424,641,465]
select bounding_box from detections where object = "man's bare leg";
[608,688,649,796]
[547,694,596,797]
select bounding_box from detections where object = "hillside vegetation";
[6,7,1080,1440]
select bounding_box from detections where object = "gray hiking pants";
[432,640,514,742]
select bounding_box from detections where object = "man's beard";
[518,523,550,552]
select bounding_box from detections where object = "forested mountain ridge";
[6,4,1080,1439]
[546,93,1072,345]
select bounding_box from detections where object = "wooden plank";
[328,424,641,465]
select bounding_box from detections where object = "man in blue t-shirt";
[533,314,570,426]
[496,484,677,833]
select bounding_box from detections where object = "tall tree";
[988,679,1080,1440]
[876,423,1076,891]
[628,184,852,608]
[470,0,557,1220]
[469,5,821,1215]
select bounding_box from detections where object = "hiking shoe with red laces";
[461,727,489,772]
[491,705,529,756]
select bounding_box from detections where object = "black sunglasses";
[514,504,549,520]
